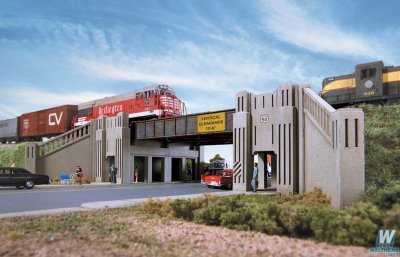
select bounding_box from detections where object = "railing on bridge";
[134,109,234,140]
[38,123,91,157]
[303,88,335,144]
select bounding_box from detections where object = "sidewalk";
[36,182,112,189]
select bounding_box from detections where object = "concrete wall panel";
[165,119,175,136]
[136,123,146,139]
[175,118,186,135]
[36,138,92,180]
[155,121,165,137]
[145,122,155,138]
[186,116,197,134]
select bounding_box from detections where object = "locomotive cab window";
[369,68,376,78]
[360,68,376,80]
[361,69,368,80]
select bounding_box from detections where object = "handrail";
[38,123,91,157]
[303,88,335,140]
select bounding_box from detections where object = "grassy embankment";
[0,143,25,167]
[0,104,399,250]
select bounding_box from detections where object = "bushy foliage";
[247,203,282,235]
[278,203,314,237]
[372,184,400,210]
[137,198,173,218]
[170,194,218,220]
[361,104,400,189]
[136,188,399,246]
[0,143,25,167]
[336,202,381,245]
[383,204,400,232]
[192,195,244,225]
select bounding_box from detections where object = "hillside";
[361,104,400,198]
[0,143,25,167]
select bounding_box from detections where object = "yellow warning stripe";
[383,70,400,83]
[322,70,400,96]
[322,78,355,95]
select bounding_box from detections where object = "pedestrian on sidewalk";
[251,163,258,192]
[134,166,139,183]
[75,165,83,185]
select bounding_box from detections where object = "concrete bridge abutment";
[233,84,364,208]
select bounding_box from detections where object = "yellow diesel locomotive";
[322,61,400,107]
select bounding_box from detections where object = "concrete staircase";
[25,121,97,180]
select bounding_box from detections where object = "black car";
[0,167,50,189]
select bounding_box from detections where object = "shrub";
[169,194,221,220]
[372,184,400,211]
[309,204,340,242]
[278,204,313,238]
[247,203,283,235]
[137,198,173,217]
[274,188,331,206]
[0,143,25,167]
[344,202,383,226]
[134,187,392,247]
[220,208,252,231]
[216,200,282,235]
[170,199,196,220]
[193,202,228,226]
[383,204,400,232]
[297,188,331,205]
[310,202,380,246]
[339,202,382,246]
[193,195,245,226]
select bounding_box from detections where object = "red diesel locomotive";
[0,84,186,143]
[74,84,185,126]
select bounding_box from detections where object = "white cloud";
[0,87,113,119]
[0,104,20,118]
[0,3,331,121]
[73,39,287,95]
[9,87,113,106]
[259,0,390,60]
[76,58,196,87]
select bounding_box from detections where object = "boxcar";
[20,105,78,138]
[0,117,19,143]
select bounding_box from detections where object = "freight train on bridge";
[0,85,185,143]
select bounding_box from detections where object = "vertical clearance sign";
[197,112,226,133]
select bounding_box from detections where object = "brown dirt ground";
[0,210,385,257]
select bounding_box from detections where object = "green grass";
[360,104,400,200]
[0,143,25,167]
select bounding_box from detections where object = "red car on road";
[201,169,233,189]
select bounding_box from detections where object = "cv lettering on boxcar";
[48,112,63,126]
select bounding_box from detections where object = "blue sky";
[1,0,399,162]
